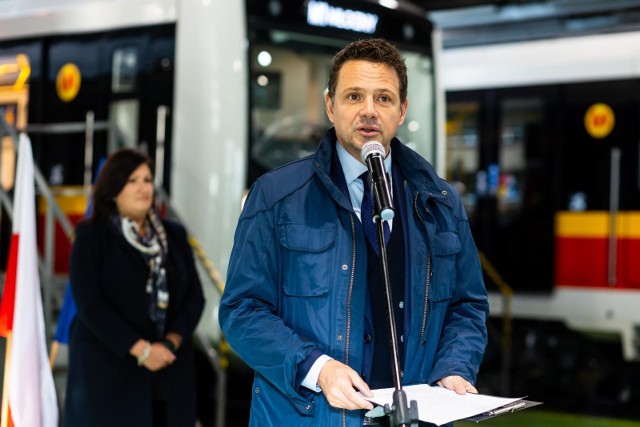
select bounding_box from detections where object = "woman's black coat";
[63,218,205,427]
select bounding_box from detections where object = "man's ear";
[399,98,408,125]
[325,92,335,123]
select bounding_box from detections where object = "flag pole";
[0,134,59,426]
[1,334,12,427]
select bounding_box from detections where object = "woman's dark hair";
[327,38,408,104]
[91,148,153,221]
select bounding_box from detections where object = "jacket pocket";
[278,223,336,297]
[430,231,461,301]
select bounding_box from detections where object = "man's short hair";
[327,38,408,104]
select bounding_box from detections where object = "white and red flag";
[0,134,58,427]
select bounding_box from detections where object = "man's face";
[325,59,408,163]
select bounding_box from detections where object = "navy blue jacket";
[219,129,488,427]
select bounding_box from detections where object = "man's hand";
[437,375,477,395]
[317,359,374,410]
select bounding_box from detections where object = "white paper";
[365,384,523,426]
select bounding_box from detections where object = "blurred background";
[1,0,640,425]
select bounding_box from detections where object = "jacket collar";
[312,128,352,211]
[313,128,453,205]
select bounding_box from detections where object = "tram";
[0,0,440,424]
[0,0,439,281]
[441,30,640,415]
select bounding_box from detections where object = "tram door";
[556,80,640,289]
[0,27,175,273]
[2,26,175,189]
[446,87,557,292]
[41,26,175,190]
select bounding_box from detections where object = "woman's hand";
[142,343,177,371]
[130,339,177,371]
[164,332,182,351]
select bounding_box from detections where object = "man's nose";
[360,97,377,117]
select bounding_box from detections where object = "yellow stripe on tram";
[556,211,640,238]
[37,185,88,217]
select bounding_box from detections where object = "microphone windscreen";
[360,141,385,163]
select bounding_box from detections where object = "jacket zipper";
[342,214,357,427]
[414,193,430,345]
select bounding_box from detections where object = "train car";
[0,0,440,293]
[0,1,246,425]
[441,31,640,416]
[0,0,441,424]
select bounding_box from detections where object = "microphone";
[360,141,395,221]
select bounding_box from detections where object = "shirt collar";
[335,141,392,186]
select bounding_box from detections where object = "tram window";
[252,71,281,109]
[249,44,332,174]
[446,101,480,218]
[108,99,139,151]
[396,53,433,159]
[498,97,544,220]
[112,47,138,93]
[247,38,435,184]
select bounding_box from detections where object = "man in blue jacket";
[219,38,489,426]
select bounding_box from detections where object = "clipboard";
[463,399,543,423]
[365,385,542,425]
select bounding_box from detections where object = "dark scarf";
[112,209,169,339]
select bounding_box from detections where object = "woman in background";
[64,148,205,427]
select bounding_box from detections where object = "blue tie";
[360,173,390,256]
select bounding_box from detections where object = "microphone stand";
[374,217,419,427]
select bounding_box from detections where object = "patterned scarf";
[112,209,169,339]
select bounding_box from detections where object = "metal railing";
[478,251,513,397]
